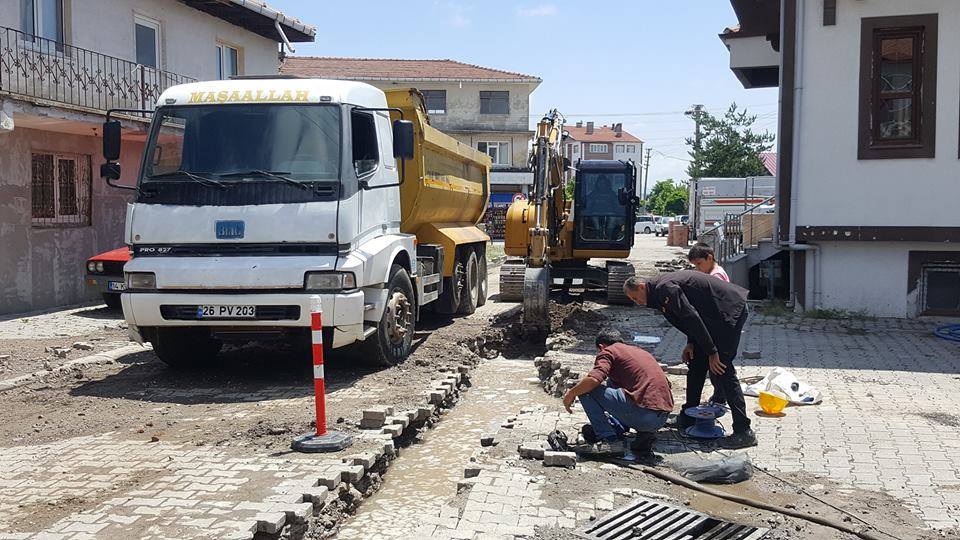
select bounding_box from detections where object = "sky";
[265,0,779,187]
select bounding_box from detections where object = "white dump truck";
[100,79,491,367]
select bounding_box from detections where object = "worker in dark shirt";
[562,328,674,458]
[623,270,757,449]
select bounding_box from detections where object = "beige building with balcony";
[280,57,542,195]
[0,0,315,315]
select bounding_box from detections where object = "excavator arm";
[520,110,567,338]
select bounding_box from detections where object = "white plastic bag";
[742,367,822,405]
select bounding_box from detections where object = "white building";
[722,0,960,317]
[562,122,643,190]
[0,0,314,315]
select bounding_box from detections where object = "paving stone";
[543,451,577,468]
[381,424,404,438]
[518,442,545,460]
[254,511,286,534]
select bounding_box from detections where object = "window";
[573,145,579,154]
[351,110,379,176]
[216,43,241,79]
[21,0,63,47]
[134,15,161,69]
[858,14,937,159]
[615,144,625,153]
[627,145,636,153]
[479,91,509,114]
[31,152,91,227]
[422,90,446,115]
[589,143,608,153]
[478,142,510,166]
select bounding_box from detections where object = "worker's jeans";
[685,308,751,433]
[579,385,669,442]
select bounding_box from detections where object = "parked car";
[635,215,656,234]
[676,214,690,225]
[654,216,672,237]
[85,248,129,309]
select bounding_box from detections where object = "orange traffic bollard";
[291,296,353,453]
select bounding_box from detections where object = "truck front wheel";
[364,264,415,366]
[151,328,222,369]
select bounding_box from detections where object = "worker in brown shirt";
[562,328,673,457]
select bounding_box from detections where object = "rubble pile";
[654,257,693,272]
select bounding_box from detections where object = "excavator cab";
[572,160,638,252]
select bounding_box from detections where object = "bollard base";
[291,431,354,453]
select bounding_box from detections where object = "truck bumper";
[122,291,367,349]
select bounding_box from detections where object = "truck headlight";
[305,272,356,291]
[126,272,156,290]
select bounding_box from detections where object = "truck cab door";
[353,109,401,242]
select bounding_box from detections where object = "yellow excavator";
[500,110,639,337]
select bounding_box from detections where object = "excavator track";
[606,262,636,305]
[498,260,526,301]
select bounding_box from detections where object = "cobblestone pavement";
[0,432,388,540]
[336,358,556,539]
[540,302,960,535]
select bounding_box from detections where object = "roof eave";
[182,0,316,42]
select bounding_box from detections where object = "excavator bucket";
[522,266,550,339]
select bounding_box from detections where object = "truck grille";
[160,305,301,321]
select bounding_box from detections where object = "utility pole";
[642,147,651,201]
[685,104,705,238]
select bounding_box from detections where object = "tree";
[646,179,688,216]
[686,103,775,178]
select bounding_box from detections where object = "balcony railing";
[0,26,195,114]
[699,196,776,263]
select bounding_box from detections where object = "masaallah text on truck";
[99,79,492,367]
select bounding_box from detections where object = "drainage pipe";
[782,243,819,311]
[636,466,888,540]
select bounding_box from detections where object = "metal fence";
[699,196,775,264]
[0,25,195,113]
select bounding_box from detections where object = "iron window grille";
[31,152,91,228]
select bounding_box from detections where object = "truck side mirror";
[392,120,414,160]
[618,187,630,206]
[100,162,121,180]
[103,120,122,161]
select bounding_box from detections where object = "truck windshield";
[142,104,341,183]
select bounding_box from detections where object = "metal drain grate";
[577,496,768,540]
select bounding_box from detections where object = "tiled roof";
[760,152,777,176]
[564,124,642,143]
[280,57,541,82]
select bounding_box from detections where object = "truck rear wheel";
[476,247,488,308]
[363,264,415,366]
[436,252,465,314]
[151,328,222,369]
[458,250,480,315]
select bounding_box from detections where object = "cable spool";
[683,404,726,439]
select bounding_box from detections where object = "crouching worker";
[562,328,673,459]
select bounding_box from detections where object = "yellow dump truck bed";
[384,88,492,275]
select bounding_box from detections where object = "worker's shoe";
[630,432,662,465]
[718,429,757,449]
[667,414,695,431]
[586,438,627,457]
[580,424,598,445]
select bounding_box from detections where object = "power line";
[528,103,779,118]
